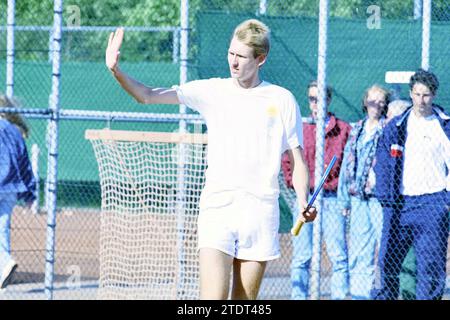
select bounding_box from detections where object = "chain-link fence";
[0,0,449,300]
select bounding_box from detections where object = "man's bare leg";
[231,259,267,300]
[199,248,234,299]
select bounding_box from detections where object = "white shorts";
[197,190,281,261]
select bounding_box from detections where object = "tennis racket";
[291,155,337,236]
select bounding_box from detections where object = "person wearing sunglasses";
[337,84,391,299]
[282,80,352,299]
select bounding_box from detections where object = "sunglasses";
[366,100,386,107]
[308,96,318,103]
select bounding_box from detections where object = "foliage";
[2,0,450,62]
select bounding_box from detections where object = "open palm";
[106,27,124,71]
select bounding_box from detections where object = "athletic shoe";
[0,260,18,289]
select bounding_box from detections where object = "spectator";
[372,69,450,300]
[0,95,36,289]
[337,84,390,299]
[282,81,351,300]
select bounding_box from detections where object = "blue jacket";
[0,118,36,202]
[374,105,450,207]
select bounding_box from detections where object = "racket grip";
[290,218,304,236]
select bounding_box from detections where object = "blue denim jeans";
[348,196,383,299]
[291,195,349,299]
[0,193,17,271]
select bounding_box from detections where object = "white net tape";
[88,131,207,299]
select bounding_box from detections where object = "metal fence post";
[259,0,268,15]
[414,0,423,19]
[310,0,329,300]
[175,0,190,299]
[422,0,431,70]
[6,0,15,98]
[44,0,63,300]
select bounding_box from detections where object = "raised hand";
[106,27,124,71]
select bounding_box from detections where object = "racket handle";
[290,219,304,236]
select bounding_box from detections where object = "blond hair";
[361,84,391,116]
[233,19,270,58]
[0,95,30,138]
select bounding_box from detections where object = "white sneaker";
[0,260,18,289]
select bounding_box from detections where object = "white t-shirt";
[401,112,450,196]
[174,78,303,199]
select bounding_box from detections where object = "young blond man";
[105,19,316,300]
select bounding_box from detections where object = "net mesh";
[88,131,207,299]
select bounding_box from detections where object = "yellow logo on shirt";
[267,105,279,117]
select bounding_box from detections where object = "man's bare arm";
[288,146,316,222]
[106,27,180,105]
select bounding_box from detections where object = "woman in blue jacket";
[0,95,36,289]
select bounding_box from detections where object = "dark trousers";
[371,191,449,300]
